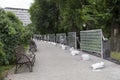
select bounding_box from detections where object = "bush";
[0,8,32,65]
[0,41,6,65]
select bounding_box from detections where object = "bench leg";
[26,63,33,72]
[14,65,18,74]
[15,64,22,74]
[32,57,35,66]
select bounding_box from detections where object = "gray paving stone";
[5,40,120,80]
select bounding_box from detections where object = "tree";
[29,0,59,34]
[78,0,120,52]
[77,0,111,36]
[106,0,120,52]
[30,0,120,52]
[58,0,83,33]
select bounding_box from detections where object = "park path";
[5,40,120,80]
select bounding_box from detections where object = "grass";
[24,44,29,51]
[111,52,120,61]
[0,65,14,79]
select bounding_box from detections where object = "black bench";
[14,45,35,73]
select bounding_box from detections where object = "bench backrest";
[15,45,25,54]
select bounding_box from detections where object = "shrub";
[0,8,32,65]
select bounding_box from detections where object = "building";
[4,7,31,26]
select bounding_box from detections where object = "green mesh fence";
[80,29,103,56]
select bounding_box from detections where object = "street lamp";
[83,23,86,30]
[83,24,86,27]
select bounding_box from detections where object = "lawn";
[111,52,120,61]
[0,65,14,79]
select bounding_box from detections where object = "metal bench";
[14,45,35,73]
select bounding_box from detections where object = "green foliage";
[29,0,59,34]
[30,0,120,38]
[59,0,82,32]
[111,52,120,61]
[76,0,112,37]
[0,65,14,78]
[0,41,6,65]
[0,8,32,65]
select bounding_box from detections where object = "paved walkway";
[5,40,120,80]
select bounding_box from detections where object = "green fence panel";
[80,29,103,57]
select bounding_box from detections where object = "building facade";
[4,7,31,26]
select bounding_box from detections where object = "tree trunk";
[111,22,120,52]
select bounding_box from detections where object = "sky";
[0,0,34,9]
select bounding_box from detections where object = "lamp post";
[83,24,86,30]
